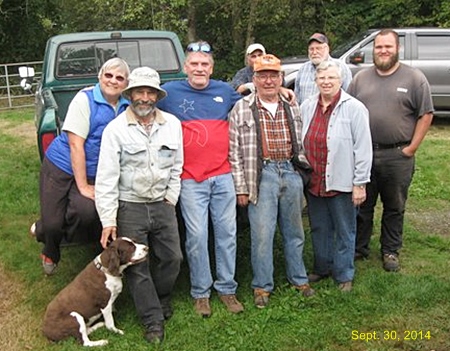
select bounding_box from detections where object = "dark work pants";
[117,201,183,327]
[356,147,415,257]
[37,157,101,263]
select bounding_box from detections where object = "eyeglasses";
[316,76,339,82]
[186,41,213,53]
[254,73,281,81]
[104,72,126,82]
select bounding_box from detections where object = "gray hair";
[315,60,342,80]
[185,51,215,65]
[98,57,130,80]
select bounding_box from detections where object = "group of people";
[30,28,433,344]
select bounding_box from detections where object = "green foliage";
[2,0,449,80]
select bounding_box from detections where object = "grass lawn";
[0,109,449,351]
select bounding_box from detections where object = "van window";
[417,35,450,59]
[56,39,181,78]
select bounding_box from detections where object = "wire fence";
[0,61,43,110]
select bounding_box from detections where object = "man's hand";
[100,226,117,249]
[280,87,296,105]
[237,194,249,207]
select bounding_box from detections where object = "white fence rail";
[0,61,43,110]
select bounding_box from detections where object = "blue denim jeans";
[117,201,182,326]
[180,173,238,298]
[248,161,308,292]
[307,192,356,283]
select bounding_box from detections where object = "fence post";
[4,64,12,108]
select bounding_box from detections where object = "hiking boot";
[29,222,37,237]
[145,321,164,343]
[308,273,329,283]
[41,254,57,275]
[338,281,353,292]
[383,253,400,272]
[194,298,211,318]
[294,283,315,297]
[254,289,270,309]
[219,294,244,314]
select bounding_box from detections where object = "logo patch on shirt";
[397,87,408,93]
[213,96,224,103]
[179,99,195,113]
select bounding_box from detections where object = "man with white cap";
[294,33,352,104]
[230,43,266,95]
[95,66,183,344]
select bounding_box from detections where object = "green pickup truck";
[20,30,186,160]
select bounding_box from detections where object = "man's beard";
[374,51,399,71]
[131,100,156,117]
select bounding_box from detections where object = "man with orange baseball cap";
[229,54,314,309]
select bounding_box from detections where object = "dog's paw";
[84,339,108,347]
[114,328,124,335]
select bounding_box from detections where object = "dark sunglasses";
[186,41,213,53]
[104,72,126,82]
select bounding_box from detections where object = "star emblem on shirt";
[179,99,194,113]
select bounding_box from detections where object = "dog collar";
[93,255,103,270]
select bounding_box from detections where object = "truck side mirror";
[19,66,35,78]
[349,51,365,64]
[19,66,35,93]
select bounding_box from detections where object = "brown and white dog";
[42,237,148,347]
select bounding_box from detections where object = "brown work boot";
[338,281,353,292]
[307,273,329,283]
[294,283,315,297]
[383,253,400,272]
[219,294,244,314]
[253,289,270,309]
[194,297,211,318]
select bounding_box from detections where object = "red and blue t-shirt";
[158,80,241,182]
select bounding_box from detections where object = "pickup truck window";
[56,38,181,78]
[351,35,406,63]
[417,36,450,59]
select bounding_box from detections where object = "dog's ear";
[107,245,121,276]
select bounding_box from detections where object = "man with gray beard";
[95,67,184,344]
[348,29,434,272]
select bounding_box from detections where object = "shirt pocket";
[334,118,352,140]
[121,143,148,168]
[157,143,178,169]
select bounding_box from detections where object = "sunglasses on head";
[104,72,126,82]
[186,41,213,53]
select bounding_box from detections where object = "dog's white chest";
[105,275,123,299]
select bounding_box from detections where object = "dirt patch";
[0,119,36,147]
[407,207,450,237]
[0,266,44,349]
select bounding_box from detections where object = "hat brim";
[122,84,167,101]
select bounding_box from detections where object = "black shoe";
[162,305,173,320]
[145,321,164,343]
[354,252,368,261]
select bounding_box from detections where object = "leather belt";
[262,159,290,165]
[372,141,410,149]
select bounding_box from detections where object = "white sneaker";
[29,222,36,237]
